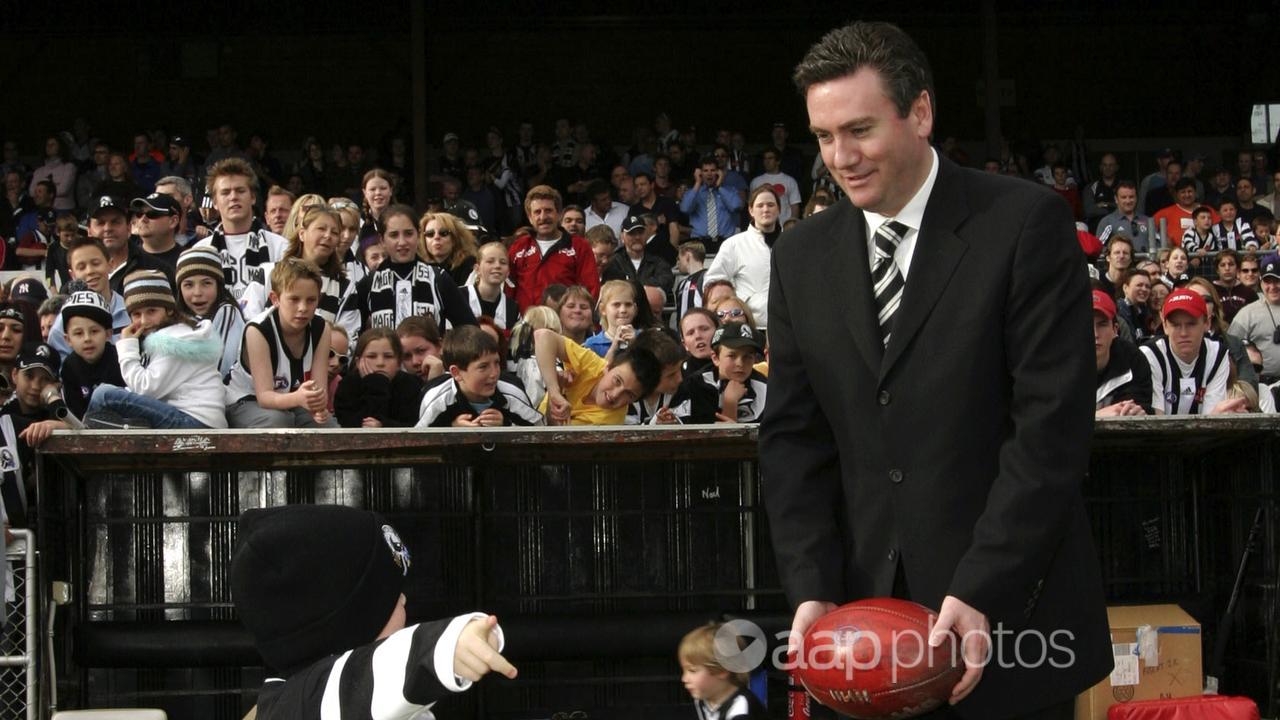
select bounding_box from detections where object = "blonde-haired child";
[678,623,768,720]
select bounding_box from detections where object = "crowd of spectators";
[1,117,1279,470]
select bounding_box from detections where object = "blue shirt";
[583,330,614,358]
[679,184,743,238]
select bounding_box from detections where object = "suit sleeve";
[946,192,1099,626]
[759,242,848,606]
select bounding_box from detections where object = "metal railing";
[0,529,37,720]
[28,419,1280,719]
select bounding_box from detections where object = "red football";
[795,598,964,719]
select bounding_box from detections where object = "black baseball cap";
[1262,258,1280,281]
[90,195,128,220]
[622,214,645,233]
[131,193,179,216]
[17,343,60,378]
[170,135,190,148]
[711,322,763,352]
[9,278,48,306]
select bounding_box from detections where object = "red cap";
[1091,290,1116,321]
[1161,288,1208,320]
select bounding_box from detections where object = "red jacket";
[507,232,600,312]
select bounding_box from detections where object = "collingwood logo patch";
[0,448,14,472]
[382,524,411,575]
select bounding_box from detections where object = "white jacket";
[116,320,229,428]
[704,225,771,328]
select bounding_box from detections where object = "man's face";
[593,362,644,409]
[92,145,109,168]
[1176,185,1197,208]
[580,144,597,165]
[89,212,129,252]
[1116,187,1137,213]
[1094,314,1116,369]
[634,175,653,200]
[1237,179,1255,203]
[762,151,780,173]
[1264,276,1280,304]
[1099,155,1118,179]
[617,178,636,205]
[668,145,684,164]
[1220,203,1237,223]
[772,125,787,146]
[807,67,934,216]
[212,174,255,225]
[1107,242,1131,270]
[527,199,561,238]
[3,173,18,194]
[1163,311,1208,360]
[218,125,235,148]
[1241,261,1261,287]
[1164,163,1182,186]
[1124,275,1151,304]
[133,134,150,156]
[654,158,671,177]
[32,184,52,206]
[518,123,534,144]
[1052,167,1068,186]
[265,194,292,235]
[1238,152,1254,175]
[561,209,585,236]
[442,181,460,202]
[699,164,720,186]
[1273,171,1280,195]
[623,229,646,256]
[590,192,612,216]
[134,209,176,241]
[347,145,365,166]
[611,165,630,188]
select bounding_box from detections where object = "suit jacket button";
[889,469,904,484]
[888,548,898,562]
[878,390,891,406]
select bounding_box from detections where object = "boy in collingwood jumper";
[85,270,228,429]
[416,325,543,427]
[678,623,769,720]
[58,290,125,420]
[224,258,336,428]
[231,504,516,718]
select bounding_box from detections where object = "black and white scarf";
[365,260,446,330]
[206,218,276,291]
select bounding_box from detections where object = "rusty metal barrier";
[29,418,1280,719]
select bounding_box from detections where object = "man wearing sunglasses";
[1229,256,1280,384]
[131,193,183,268]
[88,194,174,295]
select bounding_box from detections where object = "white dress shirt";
[862,148,940,280]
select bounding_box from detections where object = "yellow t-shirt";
[538,338,627,425]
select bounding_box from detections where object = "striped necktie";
[872,220,909,346]
[705,190,720,238]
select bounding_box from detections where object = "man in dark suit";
[761,22,1111,720]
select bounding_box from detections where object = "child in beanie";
[84,270,228,429]
[174,245,245,381]
[231,504,516,718]
[58,290,126,420]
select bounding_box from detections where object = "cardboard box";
[1075,604,1202,720]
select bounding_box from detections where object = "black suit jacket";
[761,157,1111,718]
[601,248,675,299]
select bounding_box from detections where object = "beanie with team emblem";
[230,504,411,676]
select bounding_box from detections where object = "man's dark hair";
[632,327,685,366]
[36,179,56,197]
[66,234,108,260]
[586,179,610,199]
[541,283,568,307]
[1192,205,1215,219]
[1115,180,1138,193]
[634,171,655,183]
[1173,177,1197,192]
[1121,269,1151,287]
[1217,196,1237,210]
[611,346,662,398]
[1237,177,1255,190]
[1253,209,1275,224]
[792,21,935,118]
[699,156,719,170]
[442,325,499,370]
[1217,249,1240,266]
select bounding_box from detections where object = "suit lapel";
[880,159,971,381]
[823,202,884,373]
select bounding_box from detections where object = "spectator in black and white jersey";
[195,158,288,300]
[1212,197,1257,251]
[1188,277,1259,393]
[464,242,519,333]
[231,505,516,719]
[1142,288,1247,415]
[1212,249,1258,325]
[1092,290,1151,416]
[416,325,541,428]
[675,241,707,324]
[1180,206,1217,263]
[1095,182,1153,253]
[1159,247,1193,290]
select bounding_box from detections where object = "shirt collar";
[863,148,939,235]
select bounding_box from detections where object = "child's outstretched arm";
[453,614,517,682]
